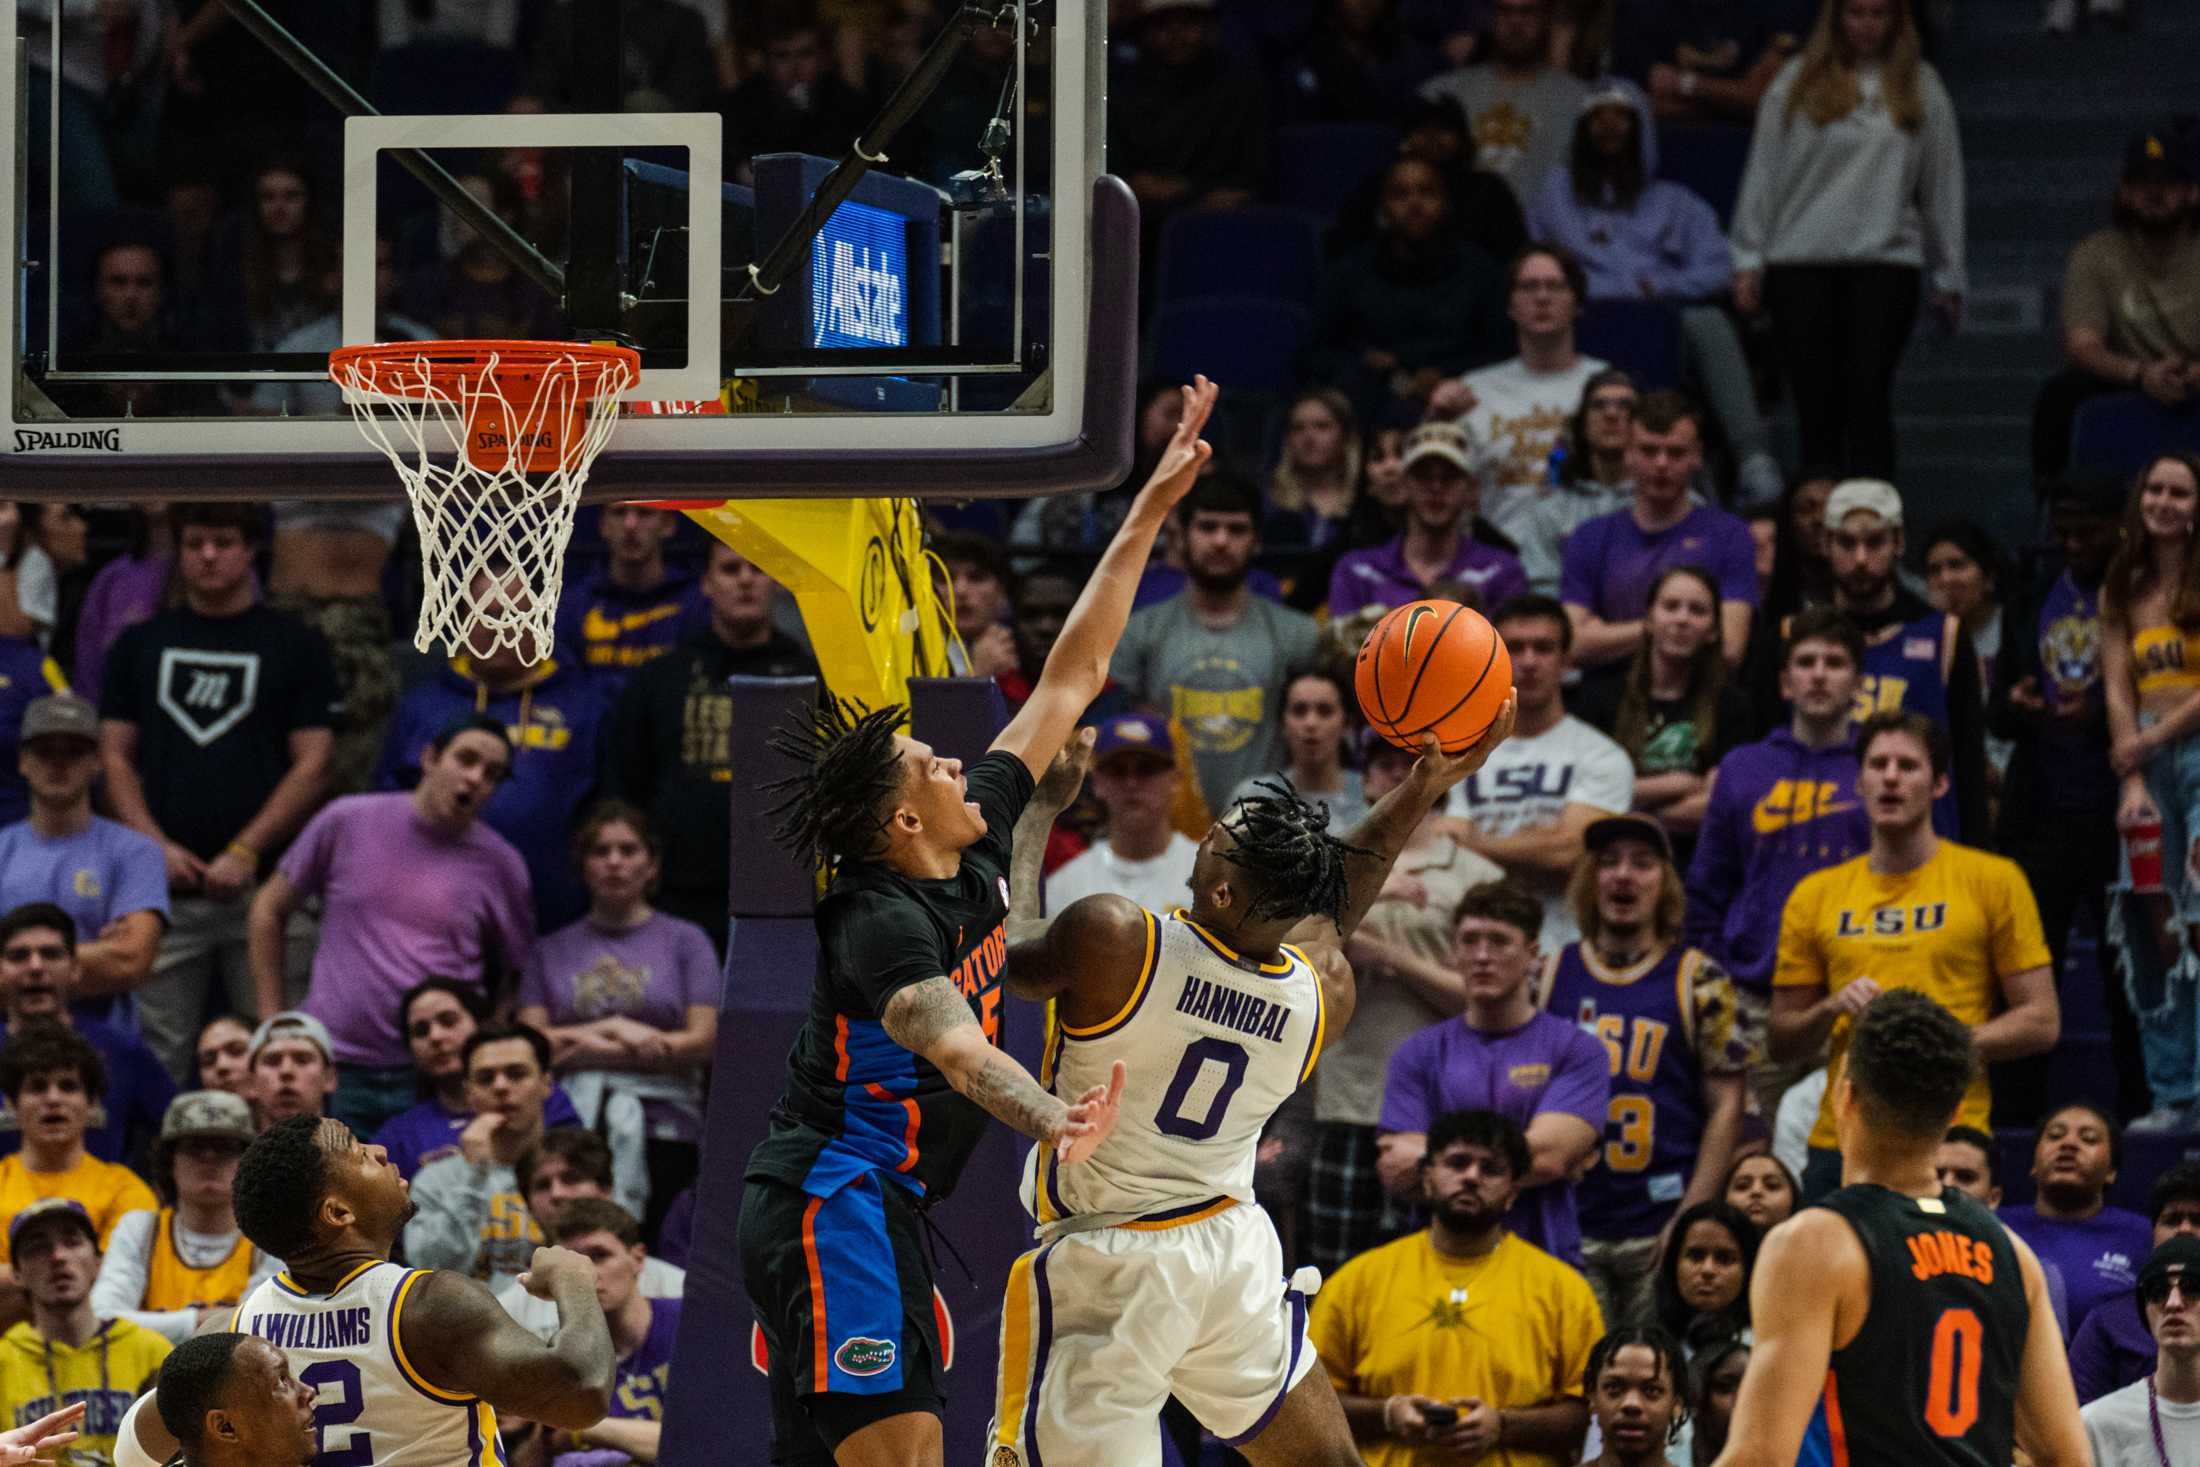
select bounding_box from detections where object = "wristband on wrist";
[224,840,259,870]
[1679,68,1698,97]
[1381,1396,1404,1435]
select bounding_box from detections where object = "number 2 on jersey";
[1924,1306,1983,1438]
[300,1359,372,1467]
[1154,1036,1249,1141]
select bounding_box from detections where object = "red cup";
[2128,820,2166,894]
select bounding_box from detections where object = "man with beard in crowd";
[1111,478,1320,818]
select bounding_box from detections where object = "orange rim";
[329,339,641,399]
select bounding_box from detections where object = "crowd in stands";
[9,0,2200,1463]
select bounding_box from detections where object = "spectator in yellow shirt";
[0,1198,169,1458]
[1769,711,2059,1201]
[0,1026,156,1269]
[1309,1108,1603,1467]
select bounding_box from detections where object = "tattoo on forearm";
[961,1052,1068,1143]
[881,976,978,1055]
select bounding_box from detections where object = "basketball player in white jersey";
[111,1113,617,1467]
[986,700,1517,1466]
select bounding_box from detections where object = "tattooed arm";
[1004,728,1097,950]
[881,976,1125,1162]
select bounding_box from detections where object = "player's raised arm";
[1286,704,1515,948]
[990,377,1218,779]
[1710,1209,1856,1467]
[397,1249,616,1430]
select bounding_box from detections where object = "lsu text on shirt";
[1774,841,2050,1149]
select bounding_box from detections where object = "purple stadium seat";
[2071,391,2200,480]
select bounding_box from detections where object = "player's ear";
[207,1407,241,1444]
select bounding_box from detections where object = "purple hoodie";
[1684,725,1870,989]
[1524,78,1734,303]
[2067,1284,2155,1403]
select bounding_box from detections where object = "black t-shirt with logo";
[101,605,339,860]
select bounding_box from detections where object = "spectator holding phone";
[1310,1107,1602,1467]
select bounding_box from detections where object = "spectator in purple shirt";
[247,715,536,1140]
[1561,392,1761,674]
[376,978,580,1180]
[0,694,168,1031]
[1327,422,1530,618]
[1377,877,1608,1264]
[2001,1101,2157,1339]
[518,803,718,1238]
[69,504,171,708]
[2069,1161,2200,1402]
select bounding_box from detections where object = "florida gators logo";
[752,1289,955,1377]
[835,1336,897,1377]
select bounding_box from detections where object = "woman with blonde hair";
[1264,388,1364,549]
[1731,0,1964,476]
[2099,451,2200,1130]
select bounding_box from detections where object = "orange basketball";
[1354,599,1513,753]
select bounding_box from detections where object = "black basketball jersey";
[1800,1184,2028,1467]
[745,750,1035,1202]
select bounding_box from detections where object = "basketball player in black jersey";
[739,380,1222,1467]
[1712,990,2088,1467]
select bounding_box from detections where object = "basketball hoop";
[330,340,641,664]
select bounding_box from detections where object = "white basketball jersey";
[234,1261,498,1467]
[1023,908,1326,1229]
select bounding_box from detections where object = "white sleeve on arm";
[114,1393,163,1467]
[401,1156,493,1274]
[1575,734,1636,812]
[90,1211,199,1345]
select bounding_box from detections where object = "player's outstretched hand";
[0,1401,83,1463]
[1035,727,1097,815]
[1130,376,1219,518]
[1412,695,1516,793]
[516,1245,599,1302]
[1055,1059,1127,1166]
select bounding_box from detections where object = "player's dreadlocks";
[1220,779,1374,930]
[764,697,911,868]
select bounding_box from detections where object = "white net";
[331,343,638,665]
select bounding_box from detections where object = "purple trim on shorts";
[1220,1286,1309,1447]
[1134,1195,1230,1225]
[1023,1243,1059,1467]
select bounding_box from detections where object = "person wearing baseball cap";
[0,1196,171,1464]
[1043,713,1201,915]
[1325,421,1530,618]
[90,1091,264,1344]
[245,1012,335,1125]
[1755,477,1989,842]
[2079,1235,2200,1464]
[0,690,170,1033]
[2038,125,2197,477]
[1546,811,1753,1328]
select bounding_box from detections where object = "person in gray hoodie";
[1731,0,1964,478]
[1529,79,1784,506]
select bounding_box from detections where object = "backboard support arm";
[211,0,567,305]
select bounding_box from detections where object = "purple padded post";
[663,673,1048,1464]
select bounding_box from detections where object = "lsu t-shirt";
[1446,715,1633,948]
[1309,1229,1603,1467]
[1774,841,2051,1148]
[0,1152,157,1264]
